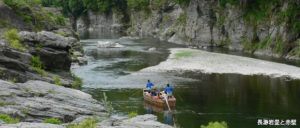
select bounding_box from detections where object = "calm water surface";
[73,37,300,128]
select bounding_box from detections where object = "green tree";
[127,0,149,10]
[68,0,85,18]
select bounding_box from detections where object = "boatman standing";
[164,84,174,99]
[146,80,154,93]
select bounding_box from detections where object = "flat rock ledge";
[143,48,300,80]
[0,122,64,128]
[0,80,171,128]
[0,80,108,123]
[0,114,172,128]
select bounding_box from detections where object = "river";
[72,37,300,128]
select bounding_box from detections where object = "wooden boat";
[143,89,176,107]
[144,101,175,112]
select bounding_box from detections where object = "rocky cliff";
[0,2,86,87]
[77,0,300,59]
[0,1,172,127]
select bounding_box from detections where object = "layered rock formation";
[0,2,170,128]
[0,3,33,31]
[0,80,108,123]
[0,80,171,127]
[77,11,124,38]
[0,2,86,86]
[77,0,300,59]
[0,30,85,86]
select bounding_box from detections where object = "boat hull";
[143,89,176,107]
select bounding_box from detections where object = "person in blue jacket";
[146,80,154,93]
[164,84,174,98]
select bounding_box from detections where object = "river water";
[72,37,300,128]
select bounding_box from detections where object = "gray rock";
[76,0,299,60]
[18,31,85,69]
[97,41,124,48]
[148,47,157,51]
[0,80,108,123]
[18,31,38,42]
[0,4,33,31]
[44,7,62,16]
[0,119,5,125]
[1,30,84,84]
[18,31,71,49]
[70,115,106,125]
[0,115,171,128]
[18,31,75,50]
[77,11,124,38]
[0,122,65,128]
[73,51,83,57]
[77,56,88,65]
[98,114,173,128]
[0,52,30,72]
[30,47,71,71]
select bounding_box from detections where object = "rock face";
[0,4,33,31]
[0,2,87,85]
[77,0,300,59]
[77,11,124,38]
[0,123,65,128]
[0,30,87,86]
[19,31,72,70]
[0,80,108,123]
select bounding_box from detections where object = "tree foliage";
[127,0,149,10]
[40,0,127,17]
[201,121,228,128]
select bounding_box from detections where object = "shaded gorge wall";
[76,0,300,59]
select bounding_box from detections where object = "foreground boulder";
[0,114,173,128]
[0,123,64,128]
[98,114,173,128]
[0,80,108,123]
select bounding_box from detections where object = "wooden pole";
[164,96,171,111]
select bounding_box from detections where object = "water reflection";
[144,101,175,113]
[73,38,184,88]
[82,72,300,128]
[144,101,175,125]
[164,111,173,125]
[75,37,300,128]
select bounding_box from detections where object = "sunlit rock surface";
[0,80,108,123]
[143,48,300,79]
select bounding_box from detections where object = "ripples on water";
[73,37,300,128]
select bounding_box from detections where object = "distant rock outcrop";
[77,0,300,60]
[97,41,124,48]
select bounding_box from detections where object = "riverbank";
[0,2,169,127]
[0,80,172,128]
[76,0,300,61]
[142,48,300,80]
